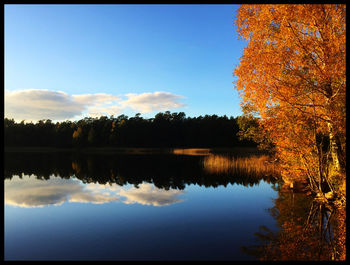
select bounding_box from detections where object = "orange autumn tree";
[234,4,346,196]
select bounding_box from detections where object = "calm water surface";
[5,151,340,260]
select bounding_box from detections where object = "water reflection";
[241,187,346,260]
[5,175,185,208]
[4,152,278,190]
[5,175,115,207]
[4,152,345,260]
[118,183,184,206]
[5,152,276,208]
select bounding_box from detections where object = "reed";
[203,154,279,176]
[172,148,211,156]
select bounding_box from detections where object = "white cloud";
[5,89,84,121]
[119,92,186,113]
[87,105,125,118]
[72,93,120,106]
[4,89,122,121]
[4,89,186,121]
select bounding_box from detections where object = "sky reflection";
[5,175,185,208]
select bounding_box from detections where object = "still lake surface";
[5,149,334,260]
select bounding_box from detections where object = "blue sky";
[5,4,247,122]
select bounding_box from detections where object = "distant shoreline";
[4,146,265,155]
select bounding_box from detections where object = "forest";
[4,112,257,149]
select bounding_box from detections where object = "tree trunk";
[335,134,345,172]
[327,122,341,173]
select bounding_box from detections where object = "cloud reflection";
[5,175,185,208]
[119,184,184,206]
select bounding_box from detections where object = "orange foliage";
[234,4,346,191]
[72,127,83,139]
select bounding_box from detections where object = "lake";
[4,149,342,260]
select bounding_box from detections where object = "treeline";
[4,111,256,148]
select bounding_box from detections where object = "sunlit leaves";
[234,4,346,187]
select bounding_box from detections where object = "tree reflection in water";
[241,186,346,261]
[4,152,278,190]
